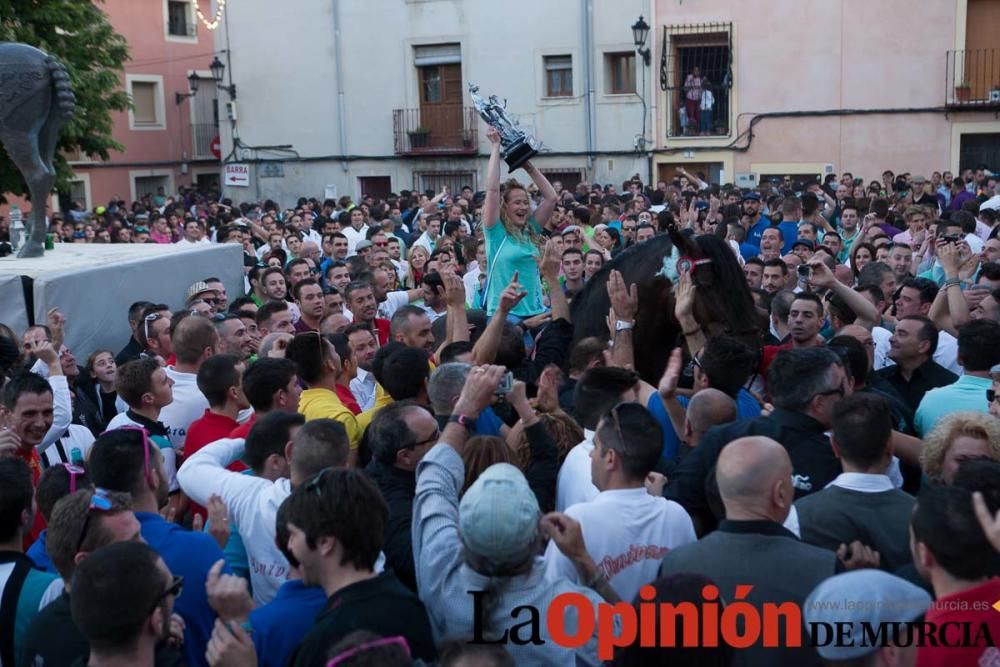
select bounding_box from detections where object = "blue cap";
[459,463,539,566]
[743,192,762,201]
[804,570,931,660]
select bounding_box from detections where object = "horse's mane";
[570,232,762,383]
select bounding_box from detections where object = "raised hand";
[205,618,257,667]
[806,258,836,289]
[537,239,562,282]
[453,364,507,419]
[606,270,638,322]
[674,266,696,320]
[498,271,527,314]
[658,348,684,400]
[535,365,562,414]
[442,268,466,308]
[205,559,254,623]
[486,126,501,146]
[540,512,588,562]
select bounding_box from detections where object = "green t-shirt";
[483,218,546,317]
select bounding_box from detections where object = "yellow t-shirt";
[298,387,362,450]
[356,383,394,432]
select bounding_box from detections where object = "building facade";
[215,0,652,203]
[650,0,1000,187]
[63,0,223,210]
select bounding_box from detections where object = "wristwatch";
[615,320,634,332]
[448,414,476,431]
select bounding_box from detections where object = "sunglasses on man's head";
[75,488,115,554]
[62,463,86,494]
[143,313,164,341]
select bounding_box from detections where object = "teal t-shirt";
[483,218,546,317]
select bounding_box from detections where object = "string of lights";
[195,0,227,31]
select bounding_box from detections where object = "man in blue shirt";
[776,196,804,255]
[916,320,1000,436]
[647,335,761,462]
[743,192,772,249]
[89,428,227,667]
[248,503,326,667]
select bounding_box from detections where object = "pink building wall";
[652,0,997,181]
[1,0,219,220]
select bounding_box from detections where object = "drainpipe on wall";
[582,0,596,176]
[332,0,349,173]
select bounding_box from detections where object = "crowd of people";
[1,143,1000,667]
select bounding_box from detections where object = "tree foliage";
[0,0,129,200]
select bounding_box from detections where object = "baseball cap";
[561,225,582,236]
[134,226,149,234]
[459,463,540,565]
[792,239,816,250]
[186,281,218,302]
[72,231,86,239]
[742,192,762,201]
[804,570,931,661]
[912,175,927,185]
[355,240,373,252]
[95,206,106,215]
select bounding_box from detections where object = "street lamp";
[632,15,651,66]
[175,71,200,105]
[209,56,236,98]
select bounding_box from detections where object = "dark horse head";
[570,230,762,383]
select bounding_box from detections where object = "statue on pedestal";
[0,43,76,257]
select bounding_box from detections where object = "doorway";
[418,63,464,150]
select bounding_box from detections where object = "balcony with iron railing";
[946,48,1000,108]
[191,123,219,159]
[393,107,478,156]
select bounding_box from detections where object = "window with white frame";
[605,52,636,94]
[164,0,197,41]
[127,76,166,130]
[544,55,573,97]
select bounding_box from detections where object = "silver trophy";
[469,83,539,171]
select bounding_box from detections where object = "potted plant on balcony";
[408,126,430,149]
[955,80,972,102]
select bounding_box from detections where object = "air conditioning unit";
[735,172,757,188]
[226,101,238,121]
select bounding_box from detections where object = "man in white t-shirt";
[341,209,369,255]
[178,415,371,604]
[555,366,642,512]
[175,219,211,247]
[545,402,696,602]
[157,316,219,452]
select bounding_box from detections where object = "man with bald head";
[660,436,840,667]
[682,389,736,448]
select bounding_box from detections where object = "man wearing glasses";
[70,542,184,667]
[21,488,184,667]
[89,428,225,667]
[138,305,174,366]
[666,348,848,534]
[185,281,223,315]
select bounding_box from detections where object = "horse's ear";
[668,228,697,257]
